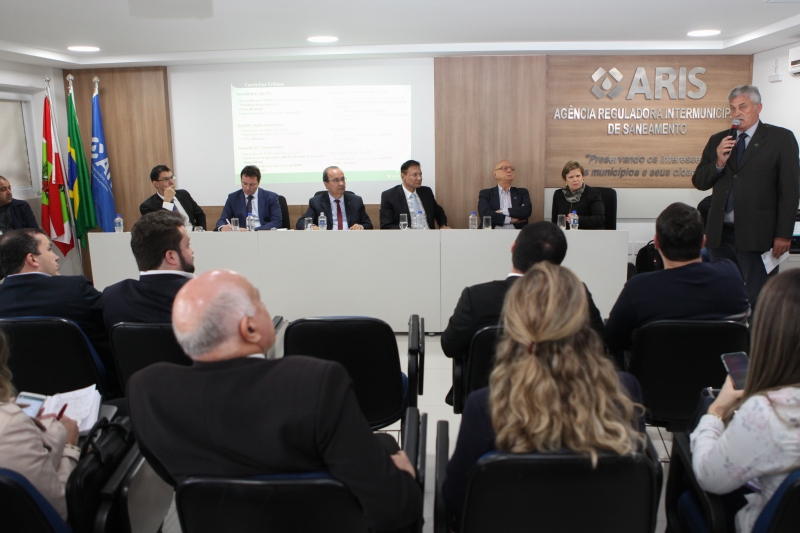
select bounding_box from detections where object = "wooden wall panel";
[435,57,547,227]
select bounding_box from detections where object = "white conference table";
[89,229,628,332]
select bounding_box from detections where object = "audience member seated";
[140,165,206,231]
[550,161,605,229]
[441,262,645,531]
[215,165,282,231]
[380,159,449,229]
[0,175,38,231]
[688,269,800,533]
[477,160,531,229]
[102,211,194,330]
[0,330,80,520]
[605,202,749,356]
[295,166,373,230]
[127,270,421,531]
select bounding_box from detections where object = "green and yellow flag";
[67,86,96,247]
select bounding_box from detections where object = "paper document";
[41,384,102,434]
[762,249,789,274]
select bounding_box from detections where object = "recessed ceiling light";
[307,36,338,43]
[68,46,100,52]
[687,30,721,37]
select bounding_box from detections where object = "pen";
[56,404,68,421]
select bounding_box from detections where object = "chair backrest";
[461,451,660,533]
[0,468,71,533]
[0,317,108,396]
[283,317,404,429]
[176,475,368,533]
[110,323,192,392]
[629,320,749,431]
[593,186,617,230]
[753,468,800,533]
[277,195,290,229]
[465,325,503,397]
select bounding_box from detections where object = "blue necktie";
[171,201,177,212]
[725,133,748,214]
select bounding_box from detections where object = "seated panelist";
[0,175,38,231]
[551,161,605,229]
[295,167,372,230]
[478,160,531,229]
[380,160,449,229]
[216,165,282,231]
[140,165,206,231]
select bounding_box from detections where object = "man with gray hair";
[126,270,422,531]
[693,85,799,307]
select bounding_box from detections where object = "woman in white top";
[691,269,800,533]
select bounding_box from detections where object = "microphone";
[723,118,742,156]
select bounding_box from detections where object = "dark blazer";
[380,185,447,229]
[102,273,191,330]
[139,190,207,230]
[550,185,606,229]
[215,188,282,230]
[477,187,532,229]
[295,193,373,230]
[693,121,800,252]
[4,199,39,230]
[441,275,605,360]
[127,356,422,531]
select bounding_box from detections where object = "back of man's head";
[131,211,185,271]
[512,221,567,272]
[0,228,47,278]
[655,203,704,262]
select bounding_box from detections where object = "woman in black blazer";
[550,161,605,229]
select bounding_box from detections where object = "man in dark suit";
[693,85,800,308]
[380,160,449,229]
[215,165,282,231]
[102,211,194,330]
[477,160,532,229]
[0,176,38,232]
[295,166,372,230]
[127,270,422,532]
[140,165,206,230]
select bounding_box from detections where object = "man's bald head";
[173,270,275,361]
[493,160,516,190]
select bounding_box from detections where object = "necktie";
[171,201,177,212]
[725,133,748,214]
[335,199,343,230]
[246,195,254,215]
[410,193,422,227]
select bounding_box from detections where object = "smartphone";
[15,392,46,417]
[721,352,749,390]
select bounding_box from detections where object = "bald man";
[0,176,38,232]
[477,160,531,229]
[127,270,422,531]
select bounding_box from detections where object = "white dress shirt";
[328,193,349,230]
[498,186,514,229]
[245,188,259,220]
[158,192,193,230]
[139,270,195,279]
[403,186,427,229]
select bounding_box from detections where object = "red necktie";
[335,199,343,230]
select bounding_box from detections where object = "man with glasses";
[295,166,372,230]
[0,176,38,232]
[380,160,449,229]
[478,160,531,229]
[140,165,206,230]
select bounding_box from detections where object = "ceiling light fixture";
[307,36,338,43]
[687,30,721,37]
[68,46,100,52]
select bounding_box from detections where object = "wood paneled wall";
[434,56,547,227]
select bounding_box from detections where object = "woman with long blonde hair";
[442,262,644,529]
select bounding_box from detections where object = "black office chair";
[0,317,109,396]
[110,323,192,392]
[0,468,71,533]
[452,325,502,414]
[593,186,617,230]
[277,195,290,229]
[283,316,423,430]
[628,320,749,431]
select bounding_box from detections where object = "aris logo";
[590,67,707,101]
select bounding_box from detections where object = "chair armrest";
[402,407,420,473]
[453,358,464,414]
[670,432,728,533]
[272,315,286,333]
[407,315,420,408]
[418,318,426,396]
[434,421,449,533]
[417,413,427,491]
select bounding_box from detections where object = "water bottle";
[416,211,425,230]
[114,214,123,233]
[468,211,478,230]
[246,212,256,231]
[569,210,579,230]
[318,211,327,230]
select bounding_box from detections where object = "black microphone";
[723,118,742,156]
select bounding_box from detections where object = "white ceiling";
[2,0,800,67]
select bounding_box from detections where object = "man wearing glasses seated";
[0,176,38,232]
[140,165,206,231]
[477,160,531,229]
[295,166,373,230]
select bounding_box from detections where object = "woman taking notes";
[551,161,605,229]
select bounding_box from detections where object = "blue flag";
[91,91,116,232]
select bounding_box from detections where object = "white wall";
[752,42,800,141]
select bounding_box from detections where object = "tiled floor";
[161,333,672,533]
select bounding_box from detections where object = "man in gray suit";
[693,85,799,308]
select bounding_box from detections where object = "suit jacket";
[379,185,447,229]
[127,356,422,531]
[102,273,191,330]
[693,121,800,252]
[139,189,207,230]
[4,198,39,230]
[477,187,532,229]
[295,193,373,230]
[441,275,605,360]
[215,187,282,230]
[550,185,606,229]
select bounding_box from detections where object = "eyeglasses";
[495,166,515,173]
[156,176,176,183]
[328,178,346,185]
